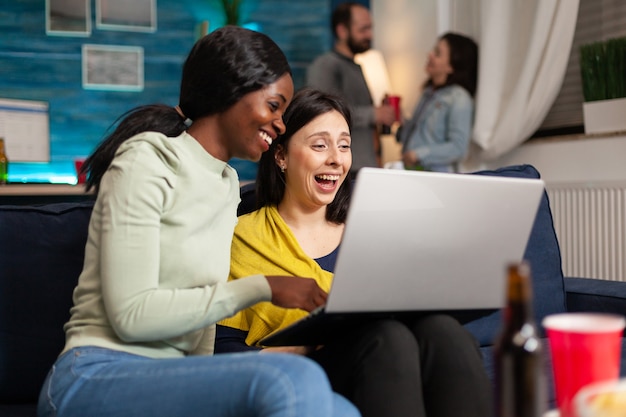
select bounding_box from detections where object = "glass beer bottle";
[0,137,8,184]
[494,261,546,417]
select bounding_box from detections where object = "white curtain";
[468,0,580,162]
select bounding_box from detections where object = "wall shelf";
[0,183,94,205]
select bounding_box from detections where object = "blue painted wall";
[0,0,336,183]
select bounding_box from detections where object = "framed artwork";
[82,44,144,92]
[0,98,50,162]
[46,0,91,37]
[96,0,157,32]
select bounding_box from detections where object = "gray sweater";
[306,51,377,172]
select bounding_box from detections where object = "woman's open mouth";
[315,174,340,188]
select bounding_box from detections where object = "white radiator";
[546,182,626,281]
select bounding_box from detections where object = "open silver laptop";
[259,167,545,346]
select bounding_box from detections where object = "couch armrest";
[565,277,626,315]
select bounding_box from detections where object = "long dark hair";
[429,32,479,97]
[256,88,353,224]
[83,25,292,192]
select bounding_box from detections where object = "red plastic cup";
[543,313,625,417]
[387,95,401,122]
[74,158,86,184]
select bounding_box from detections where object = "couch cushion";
[464,164,567,346]
[565,277,626,314]
[0,404,37,417]
[0,202,94,403]
[238,182,257,217]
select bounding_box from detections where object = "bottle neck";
[504,298,534,330]
[503,263,535,329]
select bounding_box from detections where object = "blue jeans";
[38,346,360,417]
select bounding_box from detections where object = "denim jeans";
[38,346,360,417]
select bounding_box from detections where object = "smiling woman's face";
[277,109,352,210]
[216,73,294,162]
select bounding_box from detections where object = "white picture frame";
[46,0,91,37]
[0,98,50,162]
[82,44,144,92]
[96,0,157,33]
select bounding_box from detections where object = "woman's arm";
[98,140,271,343]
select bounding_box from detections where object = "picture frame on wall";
[82,44,144,92]
[96,0,157,32]
[46,0,91,37]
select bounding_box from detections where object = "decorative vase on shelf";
[580,37,626,134]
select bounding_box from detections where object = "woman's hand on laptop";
[265,275,328,312]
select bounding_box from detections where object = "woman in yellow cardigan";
[217,88,492,417]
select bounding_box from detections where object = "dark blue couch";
[1,164,625,416]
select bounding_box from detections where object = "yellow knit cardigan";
[219,205,334,346]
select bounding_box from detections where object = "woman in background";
[218,88,492,417]
[37,27,359,417]
[399,32,478,172]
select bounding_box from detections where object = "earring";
[280,165,285,173]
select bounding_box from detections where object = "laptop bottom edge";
[259,308,498,347]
